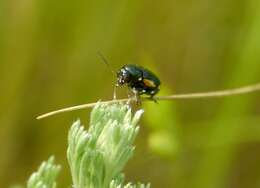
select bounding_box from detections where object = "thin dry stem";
[37,83,260,120]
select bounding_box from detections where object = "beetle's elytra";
[116,64,161,99]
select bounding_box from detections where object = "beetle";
[116,64,161,100]
[98,52,161,100]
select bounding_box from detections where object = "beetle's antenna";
[97,51,117,99]
[97,51,116,75]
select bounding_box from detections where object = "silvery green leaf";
[27,156,60,188]
[67,103,149,188]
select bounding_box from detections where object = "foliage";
[27,157,60,188]
[24,103,149,188]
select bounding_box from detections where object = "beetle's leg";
[149,95,158,103]
[113,84,117,100]
[148,89,159,103]
[126,89,132,105]
[113,82,121,100]
[132,88,142,105]
[126,88,132,98]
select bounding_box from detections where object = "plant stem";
[37,82,260,119]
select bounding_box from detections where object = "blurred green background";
[1,0,260,187]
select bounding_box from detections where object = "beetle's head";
[116,68,131,86]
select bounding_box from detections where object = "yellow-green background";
[1,0,260,187]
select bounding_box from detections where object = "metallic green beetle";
[116,64,161,99]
